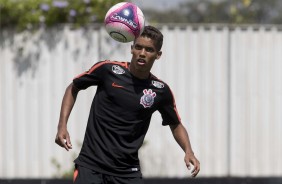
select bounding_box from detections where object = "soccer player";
[55,25,200,184]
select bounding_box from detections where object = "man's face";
[130,36,162,75]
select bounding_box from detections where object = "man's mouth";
[137,59,146,65]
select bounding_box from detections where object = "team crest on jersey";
[152,80,164,88]
[140,89,156,108]
[112,65,125,74]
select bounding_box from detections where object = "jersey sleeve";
[158,86,181,126]
[73,61,108,90]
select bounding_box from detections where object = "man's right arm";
[55,83,80,151]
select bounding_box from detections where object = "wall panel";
[0,25,281,178]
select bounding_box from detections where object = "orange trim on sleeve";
[151,75,182,124]
[73,168,79,182]
[73,61,128,80]
[74,60,109,80]
[168,87,182,123]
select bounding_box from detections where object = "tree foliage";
[1,0,282,32]
[145,0,282,24]
[0,0,123,31]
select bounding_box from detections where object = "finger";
[62,139,70,151]
[191,160,196,172]
[187,164,191,170]
[55,135,64,146]
[65,137,73,149]
[191,167,198,177]
[186,161,191,170]
[55,132,72,151]
[58,137,69,151]
[192,168,200,177]
[191,162,200,177]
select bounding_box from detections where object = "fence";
[0,24,282,178]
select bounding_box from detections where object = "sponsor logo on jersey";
[131,168,138,172]
[112,65,125,74]
[152,80,164,88]
[140,89,156,108]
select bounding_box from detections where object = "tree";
[143,0,282,24]
[0,0,123,31]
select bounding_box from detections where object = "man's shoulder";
[91,60,129,72]
[98,60,128,67]
[150,74,169,89]
[98,60,129,74]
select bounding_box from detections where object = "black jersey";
[73,60,181,177]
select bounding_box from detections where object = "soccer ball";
[104,2,145,43]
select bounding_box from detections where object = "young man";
[55,25,200,184]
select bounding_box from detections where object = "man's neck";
[129,65,150,79]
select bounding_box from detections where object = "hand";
[55,126,72,151]
[184,152,200,177]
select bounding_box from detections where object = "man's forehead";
[134,36,156,48]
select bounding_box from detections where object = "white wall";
[0,25,281,178]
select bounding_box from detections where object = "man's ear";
[156,51,162,60]
[131,45,133,54]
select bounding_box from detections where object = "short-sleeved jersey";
[73,60,181,177]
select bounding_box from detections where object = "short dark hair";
[140,25,163,51]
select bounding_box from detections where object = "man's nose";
[140,48,146,56]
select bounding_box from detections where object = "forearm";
[170,123,194,155]
[55,83,79,150]
[58,83,79,128]
[170,123,200,177]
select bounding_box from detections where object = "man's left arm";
[170,123,200,177]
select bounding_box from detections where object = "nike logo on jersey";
[112,82,124,88]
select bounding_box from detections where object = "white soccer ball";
[104,2,145,43]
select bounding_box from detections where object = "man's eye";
[146,48,154,52]
[135,45,142,50]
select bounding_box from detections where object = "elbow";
[67,83,80,97]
